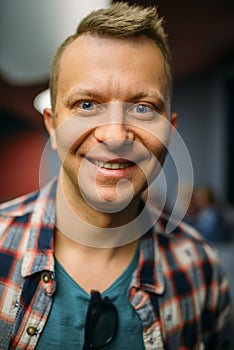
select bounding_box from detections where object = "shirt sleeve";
[201,243,232,349]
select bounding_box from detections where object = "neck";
[54,227,139,293]
[55,228,139,263]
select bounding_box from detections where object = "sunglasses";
[83,290,118,349]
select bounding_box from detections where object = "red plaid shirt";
[0,179,231,349]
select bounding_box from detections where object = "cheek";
[54,117,96,162]
[139,123,171,160]
[140,127,170,178]
[147,137,168,158]
[133,113,172,147]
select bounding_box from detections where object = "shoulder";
[148,213,231,348]
[0,190,40,217]
[0,179,57,217]
[0,179,57,240]
[154,211,222,267]
[152,212,230,304]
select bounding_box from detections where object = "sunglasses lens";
[84,291,118,349]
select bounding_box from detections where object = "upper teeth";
[94,160,131,169]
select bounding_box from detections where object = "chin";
[80,186,136,214]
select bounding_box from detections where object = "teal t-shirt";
[36,249,145,349]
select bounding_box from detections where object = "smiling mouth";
[89,159,135,170]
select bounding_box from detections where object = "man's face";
[44,34,176,212]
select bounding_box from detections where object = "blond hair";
[50,2,172,110]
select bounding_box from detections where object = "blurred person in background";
[0,2,231,349]
[186,186,230,243]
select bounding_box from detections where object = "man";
[0,2,231,349]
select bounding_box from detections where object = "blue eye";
[74,100,106,117]
[136,104,151,114]
[80,101,94,110]
[127,103,157,121]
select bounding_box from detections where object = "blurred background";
[0,0,234,346]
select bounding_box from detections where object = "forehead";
[60,34,165,70]
[57,34,168,100]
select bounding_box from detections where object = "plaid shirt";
[0,179,231,350]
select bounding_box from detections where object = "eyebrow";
[64,89,104,108]
[127,92,167,110]
[65,88,105,103]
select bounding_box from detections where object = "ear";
[170,112,177,136]
[43,108,57,150]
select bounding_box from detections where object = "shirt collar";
[130,226,165,295]
[22,179,57,277]
[0,179,57,277]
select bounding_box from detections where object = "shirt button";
[27,326,37,336]
[42,272,50,283]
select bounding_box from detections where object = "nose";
[93,103,134,145]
